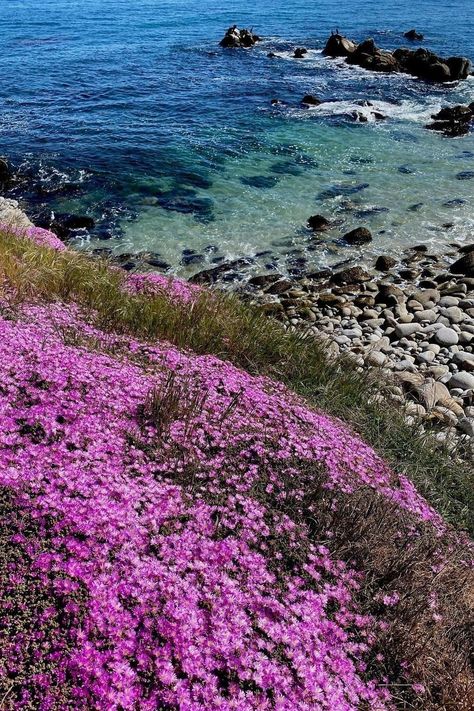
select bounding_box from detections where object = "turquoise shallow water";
[0,0,473,277]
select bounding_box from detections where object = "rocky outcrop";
[404,29,424,41]
[293,47,308,58]
[425,103,474,137]
[220,26,261,48]
[301,94,322,106]
[322,33,471,83]
[393,47,471,81]
[322,33,357,57]
[346,39,399,73]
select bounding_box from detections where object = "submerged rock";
[220,26,261,48]
[293,47,308,58]
[240,175,279,189]
[307,214,331,231]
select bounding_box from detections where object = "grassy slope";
[0,228,473,709]
[0,228,471,533]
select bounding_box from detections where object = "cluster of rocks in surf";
[323,33,472,82]
[426,103,474,137]
[220,26,261,48]
[247,242,474,453]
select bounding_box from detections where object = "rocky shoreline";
[1,195,473,454]
[242,242,474,454]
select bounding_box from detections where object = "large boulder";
[322,33,357,57]
[330,266,371,285]
[220,26,260,48]
[343,227,373,245]
[446,56,471,80]
[347,39,400,75]
[449,252,474,277]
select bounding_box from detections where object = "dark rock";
[446,56,471,80]
[307,268,332,280]
[407,203,423,212]
[248,274,281,288]
[376,282,405,304]
[267,52,277,58]
[426,121,470,137]
[265,278,293,295]
[456,171,474,180]
[323,33,357,57]
[147,257,171,270]
[50,213,95,239]
[433,105,473,122]
[294,48,308,59]
[0,157,11,185]
[404,29,424,41]
[459,244,474,254]
[307,214,331,231]
[449,252,474,277]
[371,111,387,120]
[181,253,205,266]
[347,39,399,73]
[220,26,260,49]
[323,33,471,83]
[301,94,321,106]
[331,266,371,285]
[190,257,254,284]
[343,227,373,245]
[375,255,397,271]
[425,103,473,137]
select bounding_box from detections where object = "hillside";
[0,225,472,710]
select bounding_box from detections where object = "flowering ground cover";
[0,228,472,710]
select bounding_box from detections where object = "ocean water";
[0,0,473,278]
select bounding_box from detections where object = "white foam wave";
[299,98,443,123]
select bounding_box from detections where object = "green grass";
[1,228,472,533]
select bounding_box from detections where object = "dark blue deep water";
[0,0,473,276]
